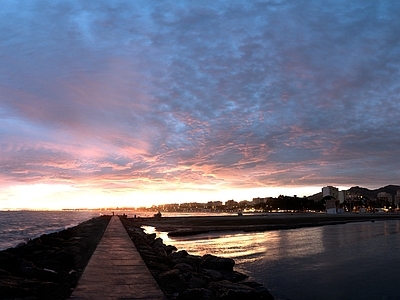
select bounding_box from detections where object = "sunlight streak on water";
[143,225,325,263]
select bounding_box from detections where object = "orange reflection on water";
[143,225,325,265]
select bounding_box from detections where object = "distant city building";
[346,193,361,201]
[395,190,400,208]
[252,197,267,205]
[206,201,223,209]
[238,200,252,208]
[338,190,348,204]
[225,200,239,209]
[377,192,393,207]
[322,186,339,199]
[326,199,339,214]
[162,203,179,211]
[180,202,206,209]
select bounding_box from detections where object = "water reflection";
[144,225,325,264]
[145,220,400,300]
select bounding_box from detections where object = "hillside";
[308,185,400,201]
[348,185,400,199]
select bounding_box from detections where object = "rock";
[171,257,200,270]
[33,267,60,282]
[158,269,188,294]
[0,253,18,273]
[147,261,171,272]
[164,244,178,254]
[146,233,157,243]
[207,280,274,300]
[221,270,248,282]
[152,238,168,256]
[152,237,164,246]
[169,250,189,260]
[242,281,275,300]
[186,254,202,265]
[174,262,195,273]
[178,288,215,300]
[208,280,260,300]
[188,276,208,289]
[15,242,26,248]
[138,248,157,257]
[203,269,223,281]
[199,255,235,272]
[20,259,35,276]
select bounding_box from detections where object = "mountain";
[308,185,400,201]
[348,185,400,199]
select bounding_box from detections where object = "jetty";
[70,216,166,299]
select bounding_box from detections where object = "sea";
[1,211,400,300]
[0,210,101,250]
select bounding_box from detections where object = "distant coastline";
[138,212,400,236]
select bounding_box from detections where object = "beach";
[138,212,400,236]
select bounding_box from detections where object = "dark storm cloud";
[1,0,400,193]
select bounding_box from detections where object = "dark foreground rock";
[0,216,110,300]
[120,217,274,300]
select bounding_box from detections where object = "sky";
[1,0,400,210]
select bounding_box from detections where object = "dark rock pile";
[0,216,110,300]
[120,218,274,300]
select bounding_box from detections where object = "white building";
[338,190,348,204]
[395,190,400,208]
[322,186,339,199]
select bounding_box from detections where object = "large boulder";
[199,255,235,271]
[220,270,248,282]
[174,262,195,273]
[207,280,275,300]
[202,269,223,281]
[146,233,157,243]
[164,245,177,254]
[169,250,189,260]
[242,281,275,300]
[208,280,262,300]
[188,275,208,289]
[158,269,188,294]
[178,288,215,300]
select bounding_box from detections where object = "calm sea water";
[146,219,400,300]
[0,211,100,250]
[0,210,233,250]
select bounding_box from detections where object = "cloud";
[1,0,400,207]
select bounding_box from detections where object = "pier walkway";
[70,216,166,299]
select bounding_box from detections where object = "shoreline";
[138,212,400,236]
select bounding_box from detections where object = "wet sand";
[138,212,400,236]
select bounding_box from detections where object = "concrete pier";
[70,216,166,299]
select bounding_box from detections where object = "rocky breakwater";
[0,216,110,300]
[120,217,274,300]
